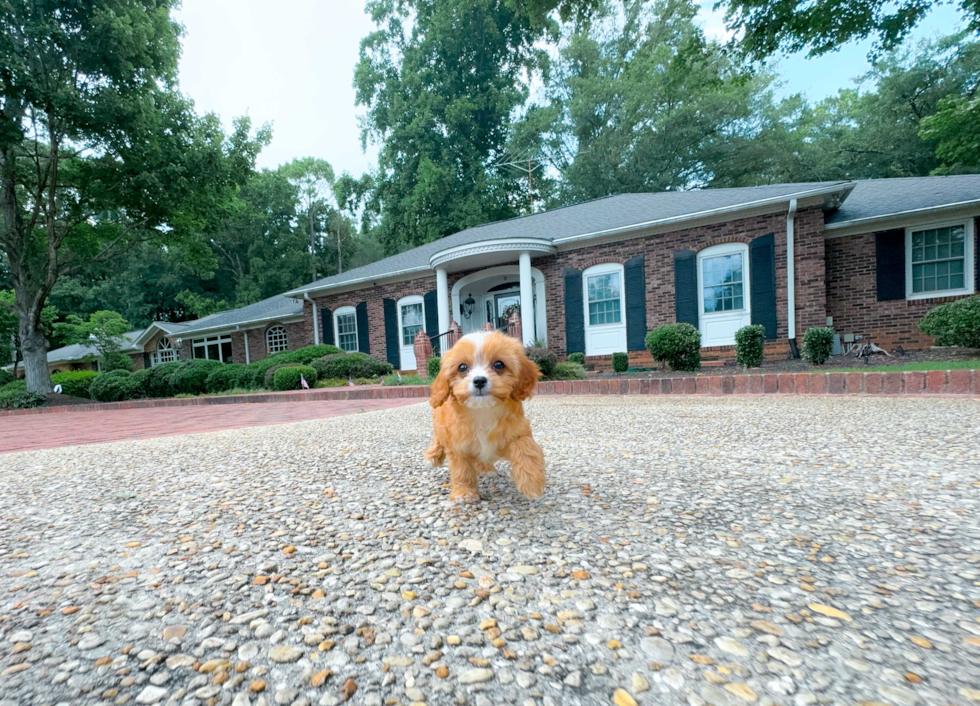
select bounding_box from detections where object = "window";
[401,301,424,345]
[333,307,358,353]
[266,325,288,354]
[701,252,745,313]
[192,335,233,363]
[907,221,974,298]
[586,271,622,325]
[150,337,178,367]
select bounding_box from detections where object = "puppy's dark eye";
[493,361,505,371]
[458,363,469,373]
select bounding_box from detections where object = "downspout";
[237,326,250,365]
[786,198,800,358]
[305,293,320,346]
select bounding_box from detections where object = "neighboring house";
[23,175,980,376]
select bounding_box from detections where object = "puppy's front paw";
[515,472,545,500]
[449,488,481,503]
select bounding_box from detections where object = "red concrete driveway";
[0,398,422,454]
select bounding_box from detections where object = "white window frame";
[697,242,750,317]
[397,295,426,347]
[192,334,233,362]
[905,219,975,301]
[266,325,289,354]
[582,263,627,357]
[150,337,179,367]
[333,306,359,353]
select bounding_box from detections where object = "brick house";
[34,175,978,375]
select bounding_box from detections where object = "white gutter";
[285,264,432,299]
[824,198,980,230]
[305,293,320,346]
[786,199,798,341]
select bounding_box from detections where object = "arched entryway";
[451,266,548,344]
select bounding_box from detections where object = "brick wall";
[825,218,979,351]
[242,321,310,364]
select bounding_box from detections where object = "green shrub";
[645,323,701,372]
[247,344,342,386]
[549,362,588,380]
[265,362,301,386]
[919,295,980,349]
[272,365,318,391]
[734,325,766,368]
[140,361,183,398]
[205,364,252,394]
[1,380,26,394]
[312,352,393,380]
[567,352,585,365]
[525,347,557,377]
[0,369,13,387]
[50,370,99,398]
[101,350,134,373]
[801,327,835,365]
[611,352,629,373]
[0,389,46,410]
[427,356,441,379]
[381,373,427,386]
[90,371,143,402]
[171,359,223,395]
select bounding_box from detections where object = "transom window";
[150,337,178,367]
[587,272,622,325]
[266,325,288,354]
[193,335,233,363]
[910,224,967,294]
[701,253,744,313]
[334,307,358,353]
[401,302,424,346]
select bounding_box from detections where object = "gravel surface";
[2,396,980,706]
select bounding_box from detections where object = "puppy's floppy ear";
[511,350,541,401]
[429,362,452,408]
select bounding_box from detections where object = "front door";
[698,244,751,347]
[398,299,425,371]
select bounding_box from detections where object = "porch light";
[462,293,476,319]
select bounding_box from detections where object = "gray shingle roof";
[827,175,980,226]
[43,329,146,365]
[174,294,304,336]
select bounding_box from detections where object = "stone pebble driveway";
[0,396,979,706]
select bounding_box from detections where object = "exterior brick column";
[414,330,432,377]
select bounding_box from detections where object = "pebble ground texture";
[1,396,980,706]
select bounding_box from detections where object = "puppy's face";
[430,332,540,409]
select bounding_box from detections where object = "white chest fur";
[465,403,507,462]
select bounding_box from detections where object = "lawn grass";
[822,359,980,373]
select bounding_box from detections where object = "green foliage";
[0,389,46,410]
[611,352,629,373]
[734,325,766,368]
[50,371,99,399]
[427,357,442,379]
[525,347,558,377]
[272,365,318,391]
[0,369,13,387]
[646,324,701,371]
[264,363,301,386]
[919,295,980,349]
[205,364,253,394]
[175,291,231,318]
[247,344,343,387]
[548,362,588,380]
[316,378,350,388]
[89,372,143,403]
[171,360,224,395]
[312,352,393,381]
[141,361,183,398]
[382,373,427,386]
[801,327,835,365]
[567,352,586,365]
[921,92,980,172]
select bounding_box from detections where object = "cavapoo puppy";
[425,331,545,502]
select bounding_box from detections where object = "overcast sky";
[174,1,966,179]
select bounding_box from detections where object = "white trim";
[176,313,304,339]
[436,268,450,336]
[904,218,975,301]
[265,325,289,354]
[826,199,980,233]
[333,306,359,353]
[306,294,319,346]
[396,295,425,371]
[786,199,797,340]
[285,265,432,298]
[450,265,548,344]
[191,334,233,362]
[697,242,751,347]
[429,237,556,269]
[583,263,627,357]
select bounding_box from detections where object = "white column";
[786,198,798,341]
[308,295,320,346]
[436,267,450,335]
[243,330,250,365]
[519,252,534,346]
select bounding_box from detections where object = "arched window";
[333,306,359,353]
[266,325,289,354]
[582,263,627,356]
[150,337,179,367]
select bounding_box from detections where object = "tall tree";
[281,157,336,281]
[0,1,265,393]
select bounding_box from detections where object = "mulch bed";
[43,393,95,407]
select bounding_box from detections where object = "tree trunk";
[20,324,51,394]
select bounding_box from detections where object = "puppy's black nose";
[473,376,488,390]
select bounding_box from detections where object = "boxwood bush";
[50,370,99,398]
[90,370,143,402]
[205,364,253,394]
[802,327,835,365]
[734,325,766,368]
[272,365,318,391]
[171,359,224,395]
[312,352,392,380]
[645,323,701,372]
[548,362,588,380]
[140,361,183,398]
[525,347,557,377]
[248,344,342,386]
[265,362,301,386]
[611,352,629,373]
[567,352,585,365]
[427,356,441,379]
[0,388,46,409]
[919,295,980,349]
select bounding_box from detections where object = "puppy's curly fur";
[425,332,544,502]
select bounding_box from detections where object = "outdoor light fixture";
[462,293,476,319]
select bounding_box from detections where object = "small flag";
[348,376,355,387]
[53,384,63,394]
[397,371,402,381]
[300,375,309,390]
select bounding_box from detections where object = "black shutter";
[423,290,440,355]
[383,298,400,366]
[143,352,150,369]
[875,229,906,301]
[673,249,698,328]
[564,268,585,355]
[750,233,778,340]
[624,255,647,351]
[355,302,370,354]
[320,306,333,347]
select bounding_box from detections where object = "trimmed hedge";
[248,344,342,386]
[611,352,629,373]
[90,370,143,402]
[0,388,46,410]
[567,352,585,365]
[646,323,701,372]
[140,361,183,398]
[919,295,980,349]
[171,359,224,395]
[265,362,301,386]
[312,352,392,380]
[548,362,588,380]
[734,325,765,368]
[272,365,318,391]
[50,370,99,399]
[427,356,441,379]
[802,327,835,365]
[525,347,557,377]
[205,364,253,394]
